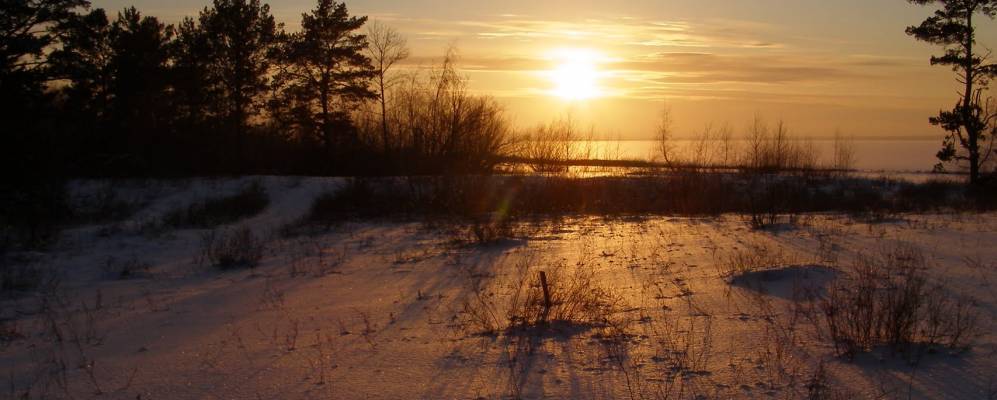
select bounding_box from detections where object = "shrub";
[516,116,578,174]
[716,243,786,280]
[307,179,398,221]
[285,175,989,227]
[201,227,265,270]
[467,215,517,244]
[350,49,512,175]
[102,255,151,279]
[163,181,269,228]
[894,179,961,211]
[0,181,70,252]
[744,174,807,229]
[505,262,625,330]
[457,258,627,336]
[69,183,145,224]
[818,244,980,359]
[281,179,406,236]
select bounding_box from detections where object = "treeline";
[511,112,857,174]
[1,0,510,180]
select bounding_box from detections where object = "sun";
[547,49,604,100]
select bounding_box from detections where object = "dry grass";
[505,262,626,330]
[457,255,628,336]
[715,242,788,280]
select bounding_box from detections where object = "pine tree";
[274,0,375,155]
[907,0,997,183]
[198,0,280,137]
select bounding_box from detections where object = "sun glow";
[547,48,604,100]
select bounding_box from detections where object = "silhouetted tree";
[375,49,510,173]
[0,0,88,100]
[48,7,175,173]
[107,8,173,145]
[907,0,997,183]
[171,17,213,127]
[366,21,408,154]
[0,0,88,248]
[198,0,280,137]
[273,0,375,157]
[48,8,112,128]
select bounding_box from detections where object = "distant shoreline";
[574,136,943,142]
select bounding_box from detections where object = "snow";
[2,177,996,399]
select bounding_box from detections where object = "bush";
[0,181,70,252]
[201,227,265,270]
[350,50,512,175]
[457,258,627,336]
[102,255,151,279]
[516,116,578,174]
[716,243,786,280]
[818,244,980,359]
[505,262,625,330]
[894,179,962,211]
[69,183,145,224]
[286,175,989,228]
[282,179,406,235]
[164,181,269,228]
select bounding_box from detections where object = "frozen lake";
[571,138,945,172]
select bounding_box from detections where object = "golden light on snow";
[546,48,605,100]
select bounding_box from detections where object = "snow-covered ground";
[2,176,996,399]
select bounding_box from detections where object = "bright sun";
[548,49,604,100]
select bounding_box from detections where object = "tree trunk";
[379,73,389,154]
[320,79,333,155]
[965,11,979,184]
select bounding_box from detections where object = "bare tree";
[832,129,856,172]
[656,103,676,167]
[716,122,735,167]
[365,21,409,153]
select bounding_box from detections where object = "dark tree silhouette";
[0,0,509,182]
[273,0,375,156]
[48,7,175,173]
[198,0,280,137]
[1,0,89,248]
[2,0,91,159]
[0,0,88,98]
[171,17,213,128]
[49,9,112,123]
[907,0,997,183]
[107,8,173,141]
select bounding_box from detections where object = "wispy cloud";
[373,13,939,112]
[385,15,792,49]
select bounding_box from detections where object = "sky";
[90,0,997,139]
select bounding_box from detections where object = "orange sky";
[92,0,997,139]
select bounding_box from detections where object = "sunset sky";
[91,0,997,139]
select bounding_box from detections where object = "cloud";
[373,14,930,106]
[445,16,790,49]
[613,53,868,84]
